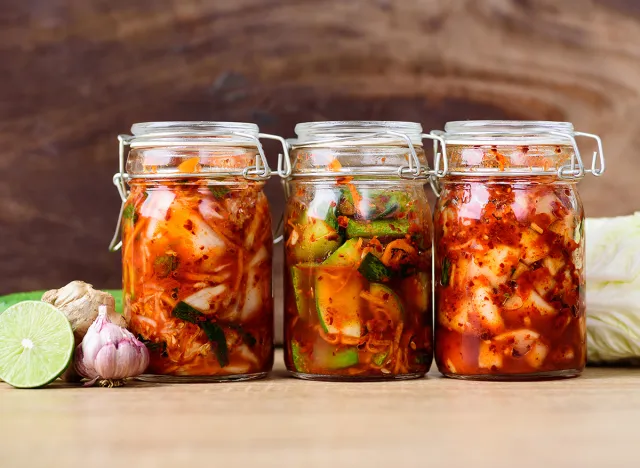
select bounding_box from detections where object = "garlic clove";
[94,343,118,380]
[113,343,138,379]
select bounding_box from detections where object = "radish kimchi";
[434,144,587,379]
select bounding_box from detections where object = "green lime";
[0,301,74,388]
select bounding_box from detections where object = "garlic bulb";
[75,305,149,387]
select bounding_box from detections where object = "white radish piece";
[469,286,504,333]
[198,198,225,221]
[520,229,550,265]
[542,256,565,276]
[140,190,176,219]
[528,290,557,316]
[183,285,227,312]
[469,246,520,287]
[478,341,503,369]
[494,329,540,356]
[534,275,556,297]
[524,342,549,368]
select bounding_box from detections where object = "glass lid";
[292,121,424,146]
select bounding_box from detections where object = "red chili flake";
[337,216,349,228]
[184,219,194,232]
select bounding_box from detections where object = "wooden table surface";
[1,349,638,468]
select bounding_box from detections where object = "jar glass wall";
[114,122,286,382]
[431,121,605,380]
[282,121,435,381]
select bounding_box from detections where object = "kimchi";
[284,182,433,379]
[115,122,280,381]
[434,139,590,379]
[122,182,273,378]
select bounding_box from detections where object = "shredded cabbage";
[586,212,640,363]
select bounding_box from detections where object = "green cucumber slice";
[290,265,316,317]
[323,239,363,267]
[369,283,404,321]
[315,269,363,338]
[346,219,409,238]
[358,253,391,282]
[291,340,309,372]
[293,218,342,262]
[314,343,359,369]
[339,189,411,220]
[372,351,389,366]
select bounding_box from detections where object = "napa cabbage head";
[586,212,640,363]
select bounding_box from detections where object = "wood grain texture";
[1,349,640,468]
[1,0,639,296]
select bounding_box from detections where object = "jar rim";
[293,121,423,145]
[438,120,576,145]
[131,121,260,137]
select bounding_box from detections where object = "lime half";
[0,301,74,388]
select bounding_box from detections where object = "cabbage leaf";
[587,212,640,363]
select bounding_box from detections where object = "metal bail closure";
[382,131,421,179]
[267,133,292,179]
[233,132,272,181]
[425,131,448,197]
[575,131,606,177]
[109,134,133,252]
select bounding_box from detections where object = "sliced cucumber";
[291,264,315,317]
[400,273,429,313]
[314,343,359,369]
[339,189,411,220]
[291,340,309,372]
[293,218,342,262]
[358,253,391,282]
[315,269,364,338]
[369,283,404,321]
[323,239,363,267]
[372,351,389,366]
[346,219,409,238]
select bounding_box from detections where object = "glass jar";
[431,121,605,380]
[281,121,441,381]
[110,122,288,382]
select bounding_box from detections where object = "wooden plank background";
[1,0,639,297]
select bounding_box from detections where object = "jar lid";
[440,120,576,146]
[292,121,424,146]
[112,121,290,205]
[429,120,605,181]
[129,121,260,147]
[284,121,444,179]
